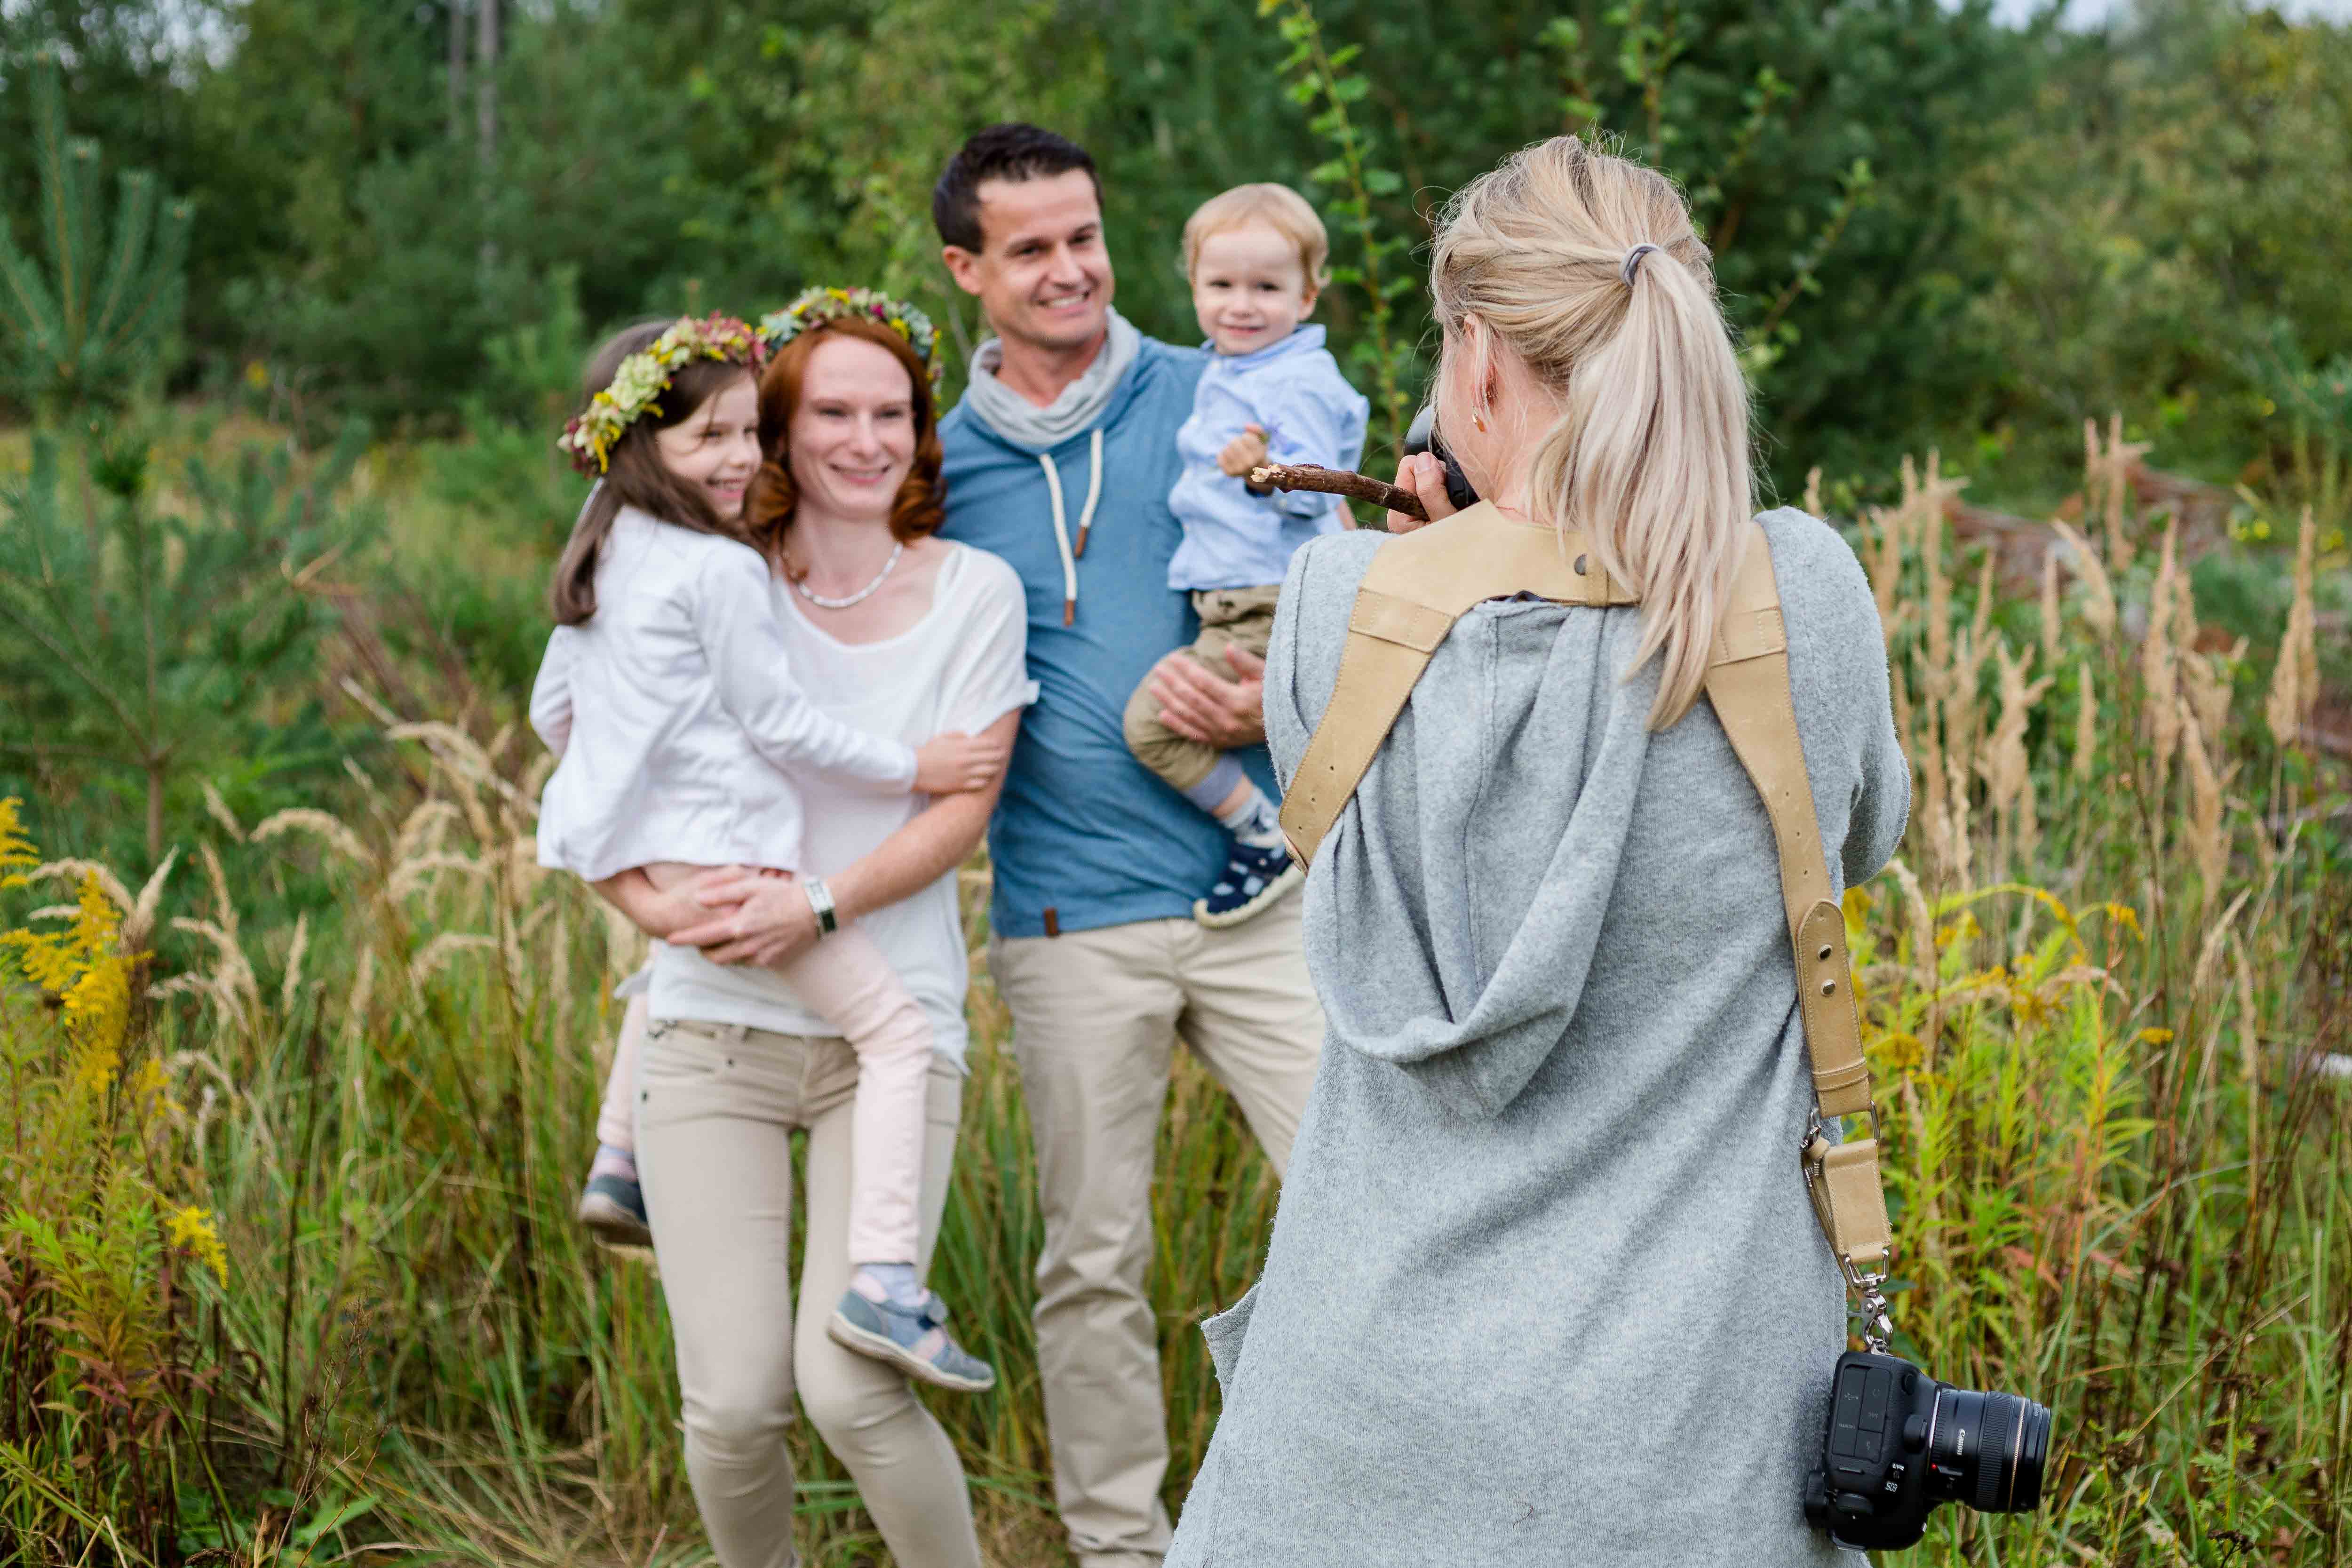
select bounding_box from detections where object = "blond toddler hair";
[1180,183,1331,287]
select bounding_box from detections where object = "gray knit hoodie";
[1165,508,1909,1567]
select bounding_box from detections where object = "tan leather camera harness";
[1276,502,1893,1277]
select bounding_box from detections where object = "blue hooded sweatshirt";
[940,334,1280,939]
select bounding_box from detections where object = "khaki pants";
[1122,586,1284,796]
[989,897,1323,1566]
[642,865,934,1265]
[635,1017,980,1568]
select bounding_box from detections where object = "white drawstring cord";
[1036,429,1105,627]
[1074,429,1104,559]
[1037,453,1077,625]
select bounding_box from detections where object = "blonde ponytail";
[1431,136,1752,730]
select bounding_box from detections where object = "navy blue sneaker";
[577,1172,652,1249]
[1193,839,1303,928]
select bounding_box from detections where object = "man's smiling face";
[942,168,1114,356]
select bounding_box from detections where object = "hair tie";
[1621,243,1661,287]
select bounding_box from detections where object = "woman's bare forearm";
[826,711,1018,923]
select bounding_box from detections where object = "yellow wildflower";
[0,797,35,885]
[168,1205,229,1284]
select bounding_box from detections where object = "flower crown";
[758,287,941,387]
[558,313,765,477]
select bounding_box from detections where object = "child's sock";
[1181,755,1249,815]
[588,1143,637,1183]
[1216,786,1287,851]
[853,1261,929,1310]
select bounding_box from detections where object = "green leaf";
[1364,168,1404,196]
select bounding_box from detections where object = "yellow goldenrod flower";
[168,1205,229,1284]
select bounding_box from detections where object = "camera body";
[1804,1351,2051,1552]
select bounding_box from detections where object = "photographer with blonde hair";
[1165,136,1910,1565]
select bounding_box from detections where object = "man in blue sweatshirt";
[935,123,1322,1568]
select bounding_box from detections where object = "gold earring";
[1473,411,1487,432]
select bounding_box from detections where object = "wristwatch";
[803,876,840,937]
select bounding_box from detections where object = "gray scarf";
[960,308,1142,451]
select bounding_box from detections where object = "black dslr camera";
[1400,405,1480,513]
[1804,1350,2051,1551]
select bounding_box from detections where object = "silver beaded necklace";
[792,541,904,610]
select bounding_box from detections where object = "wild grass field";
[0,405,2345,1568]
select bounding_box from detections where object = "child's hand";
[914,731,1012,794]
[1217,424,1271,479]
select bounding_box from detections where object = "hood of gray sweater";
[959,308,1143,451]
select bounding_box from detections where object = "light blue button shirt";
[1165,325,1371,592]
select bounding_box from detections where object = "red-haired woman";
[587,292,1035,1568]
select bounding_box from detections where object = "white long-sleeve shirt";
[529,507,918,882]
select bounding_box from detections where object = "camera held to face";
[1401,406,1480,513]
[1804,1350,2051,1551]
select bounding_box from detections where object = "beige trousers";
[1121,586,1285,795]
[595,991,647,1152]
[988,896,1323,1567]
[634,1017,980,1568]
[643,864,931,1264]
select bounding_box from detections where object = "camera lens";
[1925,1386,2051,1513]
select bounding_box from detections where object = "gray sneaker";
[577,1172,652,1249]
[827,1288,996,1393]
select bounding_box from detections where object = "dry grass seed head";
[2178,701,2227,909]
[2265,506,2319,750]
[200,781,246,843]
[2050,520,2117,638]
[2039,549,2062,668]
[253,808,374,872]
[2143,519,2181,780]
[2074,661,2099,783]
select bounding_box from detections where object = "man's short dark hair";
[932,123,1101,254]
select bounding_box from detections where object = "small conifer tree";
[0,52,193,421]
[0,425,372,861]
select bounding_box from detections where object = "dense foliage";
[1,3,2348,1565]
[0,0,2345,489]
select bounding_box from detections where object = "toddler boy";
[1122,183,1370,925]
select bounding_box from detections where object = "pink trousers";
[601,867,933,1265]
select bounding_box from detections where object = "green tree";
[0,427,372,860]
[1951,0,2352,489]
[0,53,191,421]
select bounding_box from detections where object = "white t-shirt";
[647,542,1038,1069]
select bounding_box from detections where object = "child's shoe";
[1193,837,1303,928]
[828,1276,996,1393]
[577,1147,652,1249]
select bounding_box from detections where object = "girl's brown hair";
[745,316,946,574]
[548,319,760,626]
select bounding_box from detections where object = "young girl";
[530,313,1001,1391]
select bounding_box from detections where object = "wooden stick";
[1248,462,1428,522]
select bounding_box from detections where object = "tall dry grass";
[2,436,2345,1565]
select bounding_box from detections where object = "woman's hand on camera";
[1387,452,1458,534]
[914,731,1011,794]
[668,867,819,968]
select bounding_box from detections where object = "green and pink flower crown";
[758,287,941,387]
[558,313,765,477]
